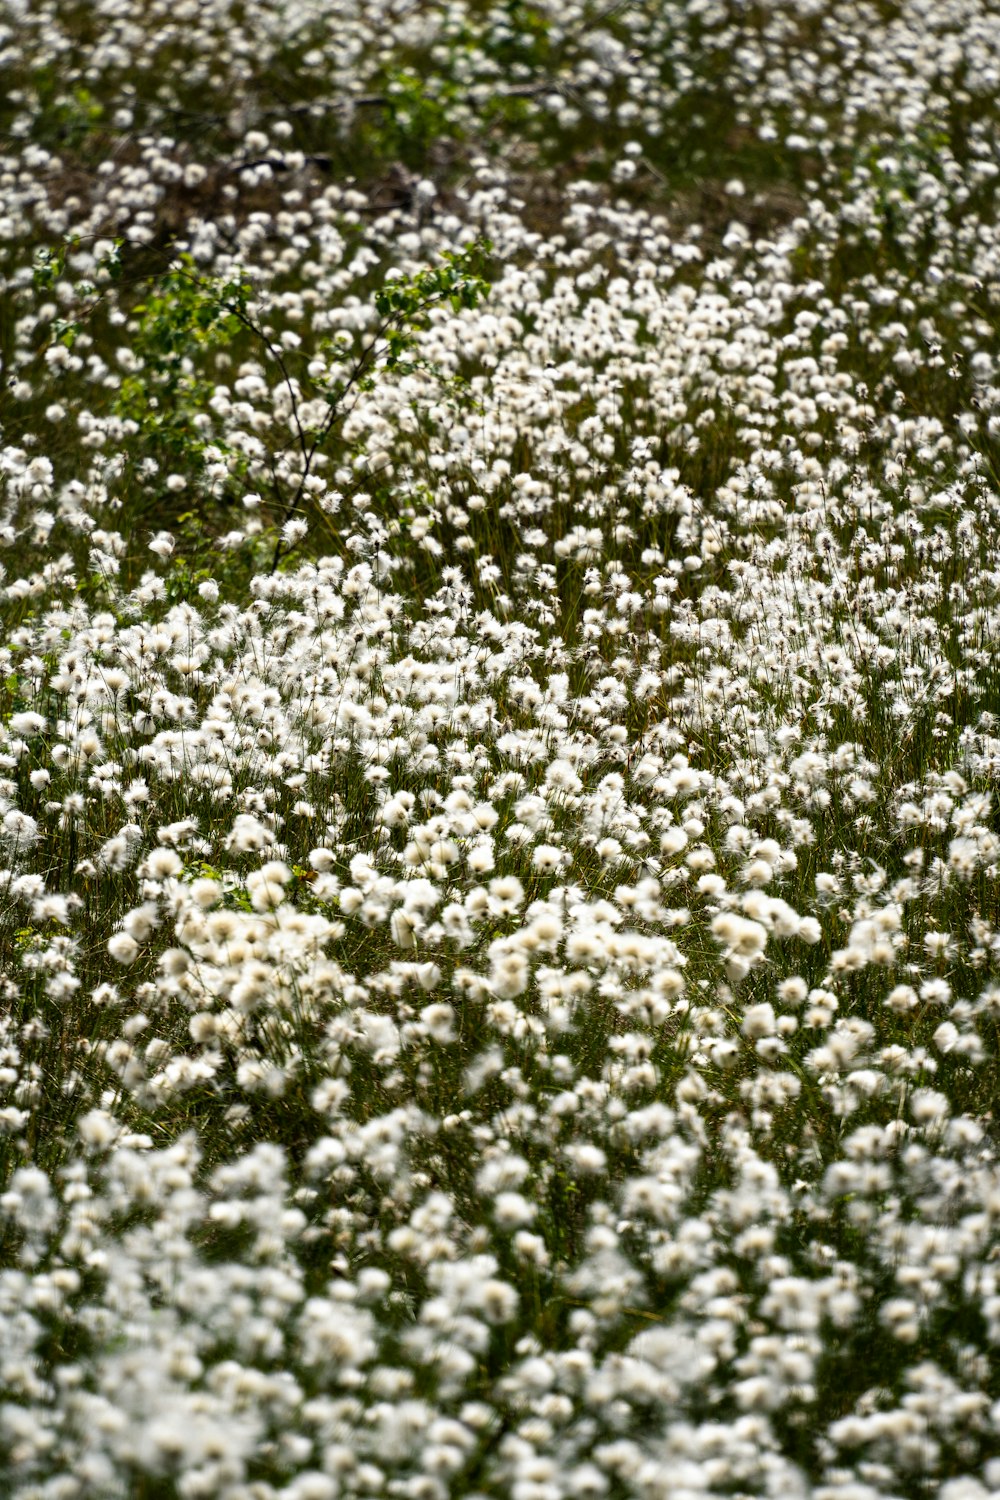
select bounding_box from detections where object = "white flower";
[742,1002,776,1040]
[493,1192,536,1228]
[2,810,39,850]
[77,1109,117,1148]
[421,1002,456,1042]
[189,877,222,910]
[107,932,139,965]
[476,1153,529,1195]
[124,900,159,936]
[390,908,419,949]
[910,1089,950,1125]
[141,848,183,879]
[8,711,45,736]
[478,1279,519,1323]
[777,977,808,1008]
[226,813,272,853]
[488,876,524,915]
[564,1142,607,1175]
[712,912,768,958]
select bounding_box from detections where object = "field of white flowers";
[2,0,1000,1494]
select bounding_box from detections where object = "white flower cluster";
[2,0,1000,1493]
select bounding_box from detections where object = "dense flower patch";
[2,0,1000,1495]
